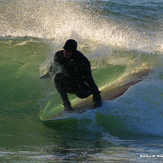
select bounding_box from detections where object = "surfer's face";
[64,49,72,58]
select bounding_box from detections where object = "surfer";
[40,39,102,111]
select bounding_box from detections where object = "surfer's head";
[63,39,77,58]
[63,39,77,51]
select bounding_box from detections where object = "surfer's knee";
[76,85,91,98]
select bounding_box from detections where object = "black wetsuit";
[53,50,102,106]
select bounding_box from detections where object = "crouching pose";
[40,39,102,111]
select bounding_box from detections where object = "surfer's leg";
[54,73,73,111]
[92,90,103,107]
[76,84,91,98]
[82,81,102,107]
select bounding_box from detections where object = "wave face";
[0,0,163,162]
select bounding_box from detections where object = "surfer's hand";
[40,73,51,79]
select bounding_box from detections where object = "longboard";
[41,68,149,124]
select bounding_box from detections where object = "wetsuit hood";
[63,39,77,52]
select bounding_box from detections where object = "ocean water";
[0,0,163,162]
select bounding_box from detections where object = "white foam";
[106,71,163,136]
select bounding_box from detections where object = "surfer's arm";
[40,62,59,79]
[40,52,62,79]
[40,73,50,79]
[40,65,52,79]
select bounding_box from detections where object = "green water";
[1,0,163,162]
[0,38,47,143]
[0,35,163,162]
[0,38,47,105]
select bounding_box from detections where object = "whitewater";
[0,0,163,162]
